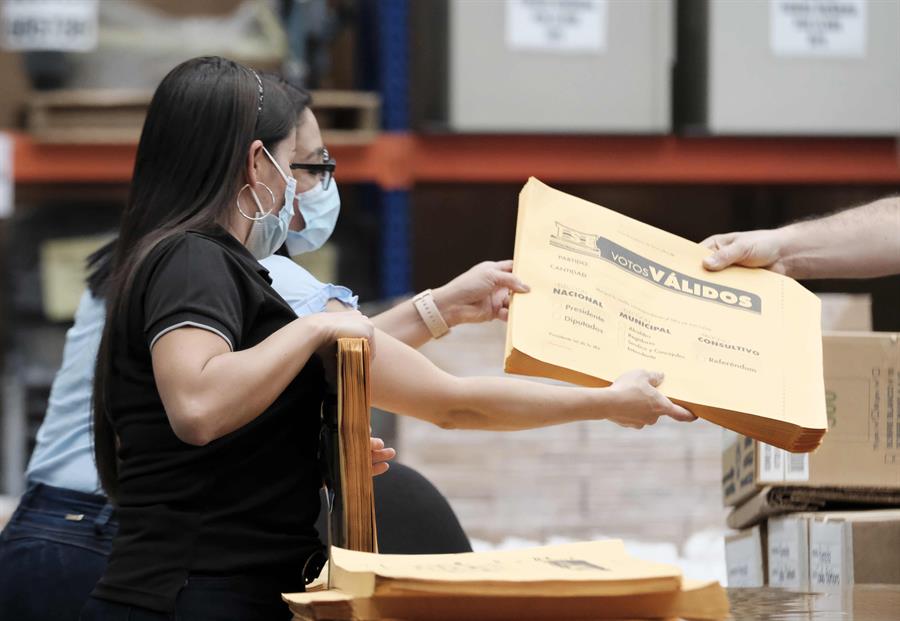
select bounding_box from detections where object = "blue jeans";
[0,483,117,621]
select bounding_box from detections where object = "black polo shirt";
[92,227,326,613]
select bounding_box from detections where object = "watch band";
[412,289,450,339]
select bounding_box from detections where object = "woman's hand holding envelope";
[605,370,697,429]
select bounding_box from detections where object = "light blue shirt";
[24,254,358,494]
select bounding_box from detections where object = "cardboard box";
[680,0,900,136]
[727,485,900,531]
[40,234,113,321]
[817,293,872,332]
[809,510,900,590]
[765,510,900,593]
[723,332,900,507]
[725,525,767,587]
[767,514,812,591]
[441,1,673,133]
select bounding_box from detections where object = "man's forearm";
[778,197,900,279]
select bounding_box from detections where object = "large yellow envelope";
[505,178,826,452]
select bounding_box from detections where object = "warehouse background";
[1,0,899,583]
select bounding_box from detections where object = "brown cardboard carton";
[723,332,900,507]
[738,510,900,593]
[817,293,871,332]
[40,234,114,321]
[726,485,900,531]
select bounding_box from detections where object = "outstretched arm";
[702,197,900,279]
[368,328,695,432]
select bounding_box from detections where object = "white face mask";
[241,146,297,260]
[285,180,341,256]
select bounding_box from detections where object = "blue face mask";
[284,180,341,256]
[242,146,297,260]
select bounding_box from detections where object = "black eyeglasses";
[290,147,336,190]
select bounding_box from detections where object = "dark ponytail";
[92,57,296,500]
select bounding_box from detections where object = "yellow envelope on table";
[505,178,826,453]
[284,541,729,621]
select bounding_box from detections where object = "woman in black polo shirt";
[81,57,374,619]
[83,57,694,620]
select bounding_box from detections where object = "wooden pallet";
[312,90,381,145]
[27,89,152,144]
[26,88,381,145]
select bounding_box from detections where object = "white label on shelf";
[785,450,810,482]
[759,442,787,483]
[1,0,99,52]
[768,516,809,590]
[810,521,847,589]
[506,0,607,54]
[726,530,765,587]
[770,0,866,58]
[0,132,12,219]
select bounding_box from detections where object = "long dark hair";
[268,74,313,118]
[87,76,312,298]
[92,57,296,500]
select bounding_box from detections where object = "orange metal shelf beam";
[409,134,900,186]
[13,134,138,184]
[12,132,900,188]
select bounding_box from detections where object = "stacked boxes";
[808,510,900,589]
[749,510,900,591]
[725,330,900,589]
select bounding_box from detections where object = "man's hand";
[701,230,788,273]
[433,260,530,326]
[370,437,396,476]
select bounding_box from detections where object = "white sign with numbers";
[1,0,99,52]
[506,0,607,54]
[770,0,866,58]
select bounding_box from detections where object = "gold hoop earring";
[236,183,276,221]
